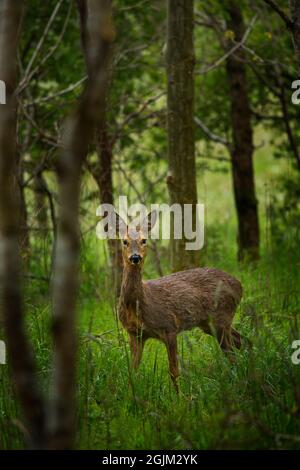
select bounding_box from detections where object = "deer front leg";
[129,333,145,369]
[165,334,179,392]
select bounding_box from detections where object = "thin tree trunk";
[16,152,30,265]
[166,0,199,272]
[78,0,122,295]
[34,172,49,230]
[19,175,31,262]
[0,0,115,450]
[0,0,45,448]
[96,118,123,294]
[48,0,115,449]
[87,116,123,296]
[225,0,260,261]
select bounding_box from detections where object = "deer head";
[115,211,157,268]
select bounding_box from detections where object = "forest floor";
[1,134,300,449]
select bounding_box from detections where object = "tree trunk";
[19,176,31,263]
[16,144,30,266]
[0,0,46,448]
[78,0,122,295]
[0,0,115,450]
[166,0,199,272]
[49,0,115,449]
[34,172,49,230]
[225,0,260,261]
[87,118,123,296]
[97,119,123,295]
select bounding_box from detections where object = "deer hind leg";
[231,327,242,349]
[215,325,244,365]
[215,326,236,356]
[199,319,233,347]
[129,333,146,369]
[165,334,179,393]
[231,327,252,349]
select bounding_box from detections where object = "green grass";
[1,231,300,450]
[1,136,300,449]
[74,238,300,449]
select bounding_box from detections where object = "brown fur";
[117,214,243,390]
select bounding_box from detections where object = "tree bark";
[0,0,115,450]
[166,0,200,272]
[34,172,49,230]
[96,119,123,294]
[78,0,122,295]
[225,0,260,261]
[19,174,31,263]
[87,114,123,296]
[48,0,115,449]
[0,0,46,448]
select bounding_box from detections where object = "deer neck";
[120,265,144,306]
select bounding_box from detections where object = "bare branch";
[18,0,64,93]
[24,76,87,107]
[198,15,257,74]
[112,92,165,145]
[262,0,294,29]
[19,0,73,94]
[194,116,231,149]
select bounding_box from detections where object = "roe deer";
[116,211,243,390]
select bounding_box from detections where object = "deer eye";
[141,239,146,245]
[123,240,129,246]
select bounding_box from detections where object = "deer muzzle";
[129,254,142,265]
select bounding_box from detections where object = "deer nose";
[129,254,142,264]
